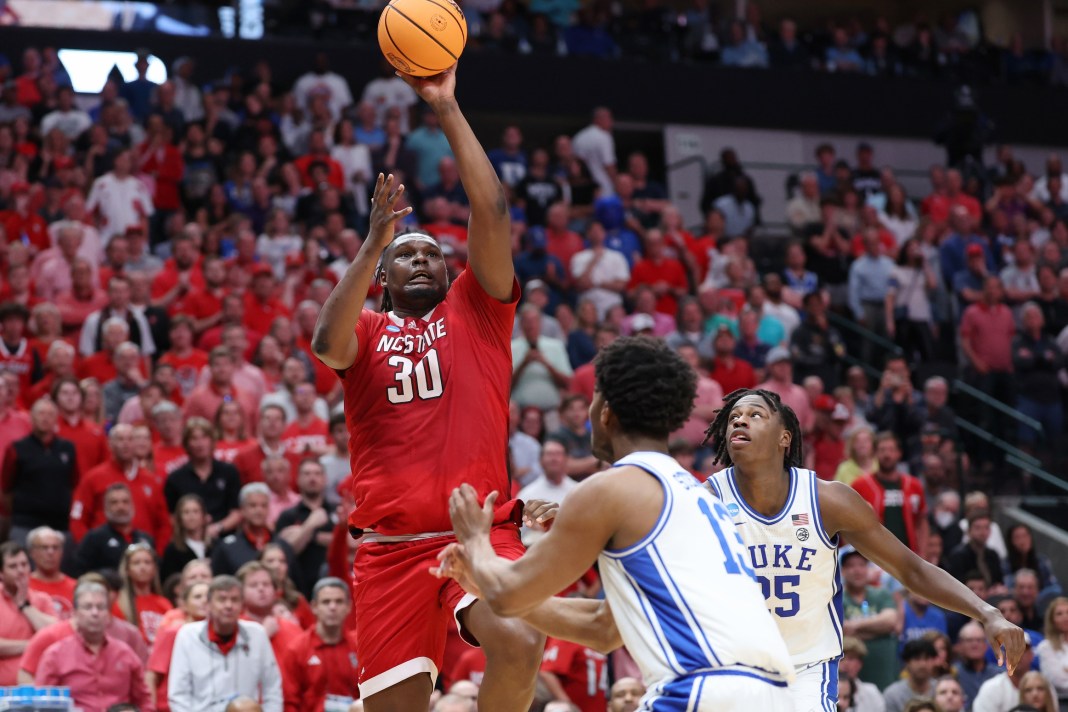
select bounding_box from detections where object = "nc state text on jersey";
[375,318,448,355]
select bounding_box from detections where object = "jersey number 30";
[387,350,444,403]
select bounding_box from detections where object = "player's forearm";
[431,98,507,228]
[900,557,1000,625]
[311,242,380,368]
[466,538,542,618]
[522,598,622,654]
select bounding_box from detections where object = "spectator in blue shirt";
[939,206,996,286]
[404,106,453,190]
[721,20,769,68]
[487,125,527,188]
[119,51,155,123]
[825,27,864,73]
[848,228,895,334]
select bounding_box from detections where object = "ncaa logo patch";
[726,502,740,517]
[386,325,401,333]
[796,527,810,542]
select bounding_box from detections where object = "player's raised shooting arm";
[820,481,1028,672]
[523,598,623,655]
[402,66,514,301]
[312,174,412,371]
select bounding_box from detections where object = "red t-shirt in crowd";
[282,418,329,457]
[157,349,209,397]
[232,441,303,487]
[959,301,1016,373]
[113,593,173,644]
[215,438,255,464]
[449,647,486,688]
[152,443,189,476]
[243,292,291,336]
[709,357,757,395]
[69,460,172,547]
[628,257,688,316]
[807,432,846,482]
[28,576,77,620]
[146,622,181,712]
[56,415,109,478]
[541,637,608,712]
[340,270,519,536]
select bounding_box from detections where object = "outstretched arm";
[402,66,514,301]
[311,174,412,370]
[434,479,618,618]
[820,481,1027,672]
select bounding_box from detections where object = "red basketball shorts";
[353,523,525,698]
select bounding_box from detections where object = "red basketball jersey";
[541,637,608,712]
[339,270,518,536]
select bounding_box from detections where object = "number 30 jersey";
[339,270,519,536]
[708,467,844,668]
[598,452,793,691]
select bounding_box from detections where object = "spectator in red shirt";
[281,577,359,712]
[234,405,301,486]
[197,293,253,353]
[294,130,345,190]
[1,182,49,254]
[281,383,329,457]
[54,377,109,476]
[179,257,228,335]
[707,325,756,394]
[36,580,153,712]
[0,541,57,686]
[137,117,185,237]
[68,423,172,548]
[152,401,190,476]
[27,526,76,620]
[25,340,76,404]
[925,168,982,225]
[244,265,291,336]
[157,316,208,399]
[567,325,618,404]
[628,229,689,316]
[114,541,173,645]
[804,395,849,480]
[214,400,255,463]
[152,231,205,315]
[237,561,303,674]
[184,347,260,437]
[56,259,108,335]
[0,301,41,398]
[76,317,128,384]
[545,202,585,276]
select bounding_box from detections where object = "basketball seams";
[418,0,467,45]
[387,2,459,62]
[383,8,441,73]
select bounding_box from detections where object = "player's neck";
[609,435,669,461]
[732,461,790,515]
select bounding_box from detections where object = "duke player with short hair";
[435,337,796,710]
[311,65,544,712]
[703,388,1026,712]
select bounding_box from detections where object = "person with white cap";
[755,345,814,433]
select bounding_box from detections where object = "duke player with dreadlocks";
[703,388,1026,712]
[311,65,544,712]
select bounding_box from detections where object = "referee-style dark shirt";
[1,433,78,530]
[164,459,241,524]
[74,523,155,576]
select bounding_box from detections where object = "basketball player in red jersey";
[311,64,544,711]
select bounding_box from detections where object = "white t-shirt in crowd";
[85,173,155,243]
[293,70,354,120]
[360,77,419,133]
[572,123,616,196]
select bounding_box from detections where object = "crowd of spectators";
[0,32,1065,712]
[295,0,1068,89]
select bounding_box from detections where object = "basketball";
[378,0,468,77]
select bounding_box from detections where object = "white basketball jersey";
[598,452,793,690]
[708,467,843,668]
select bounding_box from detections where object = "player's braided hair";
[702,388,803,469]
[593,336,696,438]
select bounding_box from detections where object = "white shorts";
[639,667,793,711]
[790,659,840,712]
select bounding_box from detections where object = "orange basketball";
[378,0,467,77]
